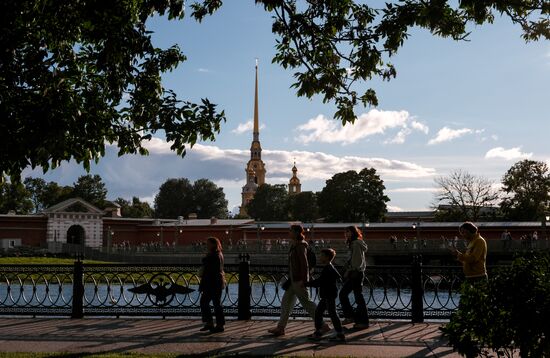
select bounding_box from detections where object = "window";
[9,240,15,248]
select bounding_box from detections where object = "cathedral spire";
[241,59,267,217]
[253,59,259,142]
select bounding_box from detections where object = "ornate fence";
[0,256,465,321]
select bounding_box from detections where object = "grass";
[0,354,365,358]
[0,257,112,265]
[0,354,187,358]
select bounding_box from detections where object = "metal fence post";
[71,254,84,319]
[238,253,251,320]
[411,254,424,323]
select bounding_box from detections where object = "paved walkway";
[0,318,460,357]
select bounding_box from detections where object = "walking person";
[199,236,226,333]
[306,248,346,342]
[449,222,487,284]
[340,226,369,329]
[268,224,328,336]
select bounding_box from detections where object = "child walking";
[306,248,346,342]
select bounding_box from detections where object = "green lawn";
[0,354,362,358]
[0,354,183,358]
[0,257,113,265]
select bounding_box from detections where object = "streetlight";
[412,222,420,249]
[256,222,264,245]
[544,215,550,248]
[361,220,369,236]
[176,227,183,247]
[106,226,113,253]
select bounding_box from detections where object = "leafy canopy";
[317,168,389,222]
[2,1,548,180]
[114,196,153,218]
[194,0,549,123]
[501,159,550,221]
[247,184,290,221]
[154,177,228,219]
[442,252,550,357]
[1,0,225,181]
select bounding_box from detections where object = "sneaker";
[200,324,214,332]
[320,323,331,335]
[308,331,323,341]
[267,327,286,336]
[353,323,370,330]
[209,326,224,333]
[329,333,346,343]
[341,318,354,325]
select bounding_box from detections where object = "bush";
[442,251,550,357]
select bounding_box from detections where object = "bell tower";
[289,161,302,195]
[240,60,267,216]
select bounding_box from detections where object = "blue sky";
[25,2,550,214]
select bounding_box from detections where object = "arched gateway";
[67,225,85,246]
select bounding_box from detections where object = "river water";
[0,281,460,313]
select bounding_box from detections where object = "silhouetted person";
[199,236,226,333]
[450,222,487,284]
[306,248,345,342]
[340,226,369,329]
[268,224,328,337]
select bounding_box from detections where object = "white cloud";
[411,121,429,134]
[295,109,429,145]
[428,127,479,145]
[387,187,439,193]
[231,120,266,134]
[197,68,211,73]
[387,205,404,212]
[139,195,155,205]
[484,147,533,161]
[142,138,437,181]
[384,128,410,144]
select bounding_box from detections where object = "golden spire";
[253,59,259,141]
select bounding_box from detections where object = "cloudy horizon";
[20,2,550,215]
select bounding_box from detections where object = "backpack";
[306,246,317,269]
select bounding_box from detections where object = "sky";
[24,2,550,214]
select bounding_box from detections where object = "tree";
[195,1,549,123]
[23,177,75,212]
[501,160,550,221]
[72,175,108,208]
[192,179,228,219]
[154,178,228,219]
[1,1,224,180]
[114,197,153,218]
[23,177,47,213]
[43,182,74,208]
[247,184,289,221]
[0,179,33,214]
[433,170,500,222]
[154,178,194,219]
[289,191,319,222]
[3,1,547,180]
[317,168,389,222]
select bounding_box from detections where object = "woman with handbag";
[199,236,226,333]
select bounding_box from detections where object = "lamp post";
[176,227,182,248]
[256,222,265,245]
[412,222,420,249]
[544,215,549,248]
[106,226,112,253]
[361,219,369,236]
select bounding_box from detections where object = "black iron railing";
[0,256,466,321]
